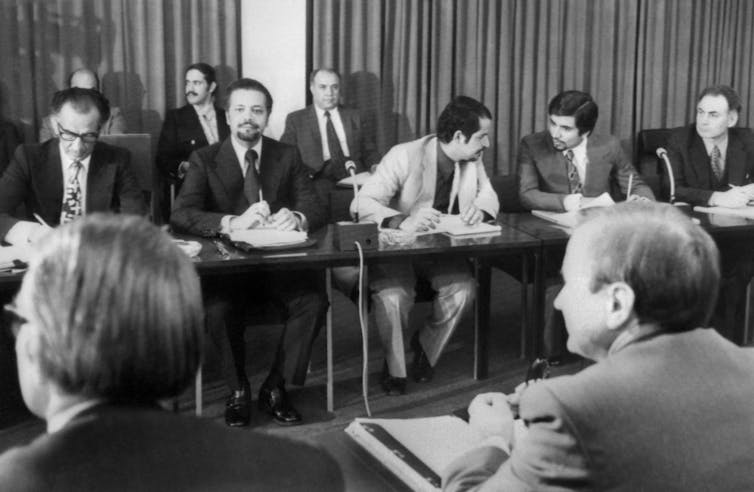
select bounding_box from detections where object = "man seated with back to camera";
[443,202,754,491]
[0,214,343,491]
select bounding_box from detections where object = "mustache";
[186,91,198,97]
[239,121,260,129]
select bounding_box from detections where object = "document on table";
[228,229,308,247]
[532,192,616,229]
[415,214,502,237]
[0,245,31,271]
[693,205,754,220]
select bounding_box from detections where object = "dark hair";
[697,85,742,113]
[50,87,111,127]
[436,96,493,143]
[548,91,599,135]
[309,68,341,85]
[20,214,204,402]
[185,62,217,93]
[67,68,100,91]
[578,202,720,333]
[224,78,273,112]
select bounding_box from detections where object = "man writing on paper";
[353,96,499,396]
[0,87,145,245]
[171,78,327,427]
[0,214,343,491]
[517,90,654,358]
[443,202,754,491]
[280,68,380,204]
[666,84,754,343]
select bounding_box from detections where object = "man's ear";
[604,282,635,331]
[452,130,468,144]
[209,81,217,96]
[727,110,739,128]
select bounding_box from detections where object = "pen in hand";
[33,213,52,229]
[509,358,551,419]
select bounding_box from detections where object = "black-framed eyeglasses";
[3,303,27,339]
[57,123,99,144]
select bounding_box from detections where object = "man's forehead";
[698,94,729,112]
[313,71,339,85]
[228,89,266,106]
[549,114,576,127]
[185,69,207,82]
[57,103,100,127]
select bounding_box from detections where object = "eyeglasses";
[57,123,99,144]
[3,303,27,339]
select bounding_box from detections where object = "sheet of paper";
[228,229,307,247]
[414,215,502,237]
[694,205,754,220]
[0,245,31,270]
[337,171,371,188]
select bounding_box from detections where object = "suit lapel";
[341,108,356,157]
[414,137,437,213]
[307,106,323,162]
[688,131,711,185]
[211,139,245,213]
[37,142,64,222]
[260,137,282,204]
[725,132,747,185]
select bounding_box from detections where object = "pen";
[33,213,51,229]
[212,239,231,260]
[626,173,634,198]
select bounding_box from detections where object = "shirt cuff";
[381,214,407,229]
[562,194,582,211]
[292,211,308,232]
[220,215,235,234]
[5,221,42,245]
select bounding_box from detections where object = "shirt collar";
[193,104,216,120]
[230,136,263,172]
[314,105,340,120]
[564,135,589,162]
[47,398,105,434]
[58,141,92,171]
[701,133,728,156]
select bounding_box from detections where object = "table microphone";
[345,160,359,223]
[333,160,378,251]
[656,147,676,204]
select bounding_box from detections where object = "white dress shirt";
[564,136,589,183]
[193,104,220,144]
[701,134,728,173]
[314,106,351,160]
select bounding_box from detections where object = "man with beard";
[516,90,654,359]
[171,78,327,428]
[352,96,499,396]
[156,62,230,222]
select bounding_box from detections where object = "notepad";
[414,215,502,237]
[228,229,308,247]
[532,192,616,229]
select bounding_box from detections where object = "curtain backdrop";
[312,0,754,175]
[0,0,240,145]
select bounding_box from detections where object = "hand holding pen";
[508,358,551,419]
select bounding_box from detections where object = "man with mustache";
[280,68,380,204]
[156,62,229,222]
[352,96,499,396]
[171,78,327,428]
[516,90,654,359]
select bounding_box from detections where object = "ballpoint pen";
[212,239,231,260]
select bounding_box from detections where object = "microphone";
[345,160,359,223]
[656,147,676,204]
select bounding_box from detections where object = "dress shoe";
[410,331,434,383]
[380,361,407,396]
[258,384,302,426]
[225,386,251,427]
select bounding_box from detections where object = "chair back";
[99,133,155,218]
[636,129,673,200]
[490,174,525,213]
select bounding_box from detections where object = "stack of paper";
[693,205,754,220]
[228,229,307,247]
[532,192,616,229]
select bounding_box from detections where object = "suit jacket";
[666,124,754,205]
[0,140,146,238]
[280,105,380,180]
[38,107,127,143]
[518,131,654,211]
[0,120,22,176]
[171,136,326,236]
[0,403,344,491]
[156,104,230,178]
[353,135,499,225]
[443,328,754,491]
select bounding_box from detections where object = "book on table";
[345,415,524,492]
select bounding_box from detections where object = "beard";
[236,124,261,144]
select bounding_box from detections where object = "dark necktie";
[324,110,345,165]
[60,160,83,224]
[243,149,260,204]
[565,149,582,194]
[710,145,723,182]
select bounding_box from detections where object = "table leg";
[474,259,490,380]
[530,248,544,360]
[326,268,334,413]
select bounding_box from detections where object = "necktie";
[60,160,83,224]
[202,112,218,144]
[710,145,723,181]
[244,149,260,204]
[565,149,582,194]
[324,110,345,165]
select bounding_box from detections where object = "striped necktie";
[710,145,723,182]
[60,160,83,224]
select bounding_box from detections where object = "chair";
[635,129,673,201]
[98,134,157,220]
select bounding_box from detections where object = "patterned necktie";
[710,145,723,181]
[324,110,345,165]
[202,112,218,144]
[60,160,83,224]
[243,149,260,204]
[565,149,582,194]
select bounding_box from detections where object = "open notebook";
[415,214,502,237]
[227,229,308,248]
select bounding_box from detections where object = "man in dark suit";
[0,214,343,491]
[171,78,328,427]
[517,90,654,357]
[155,62,230,222]
[444,203,754,491]
[280,67,380,204]
[0,119,22,176]
[0,87,145,244]
[666,85,754,342]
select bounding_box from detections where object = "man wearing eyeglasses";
[0,87,145,244]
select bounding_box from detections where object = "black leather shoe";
[258,384,302,426]
[225,386,251,427]
[410,331,434,383]
[380,361,407,396]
